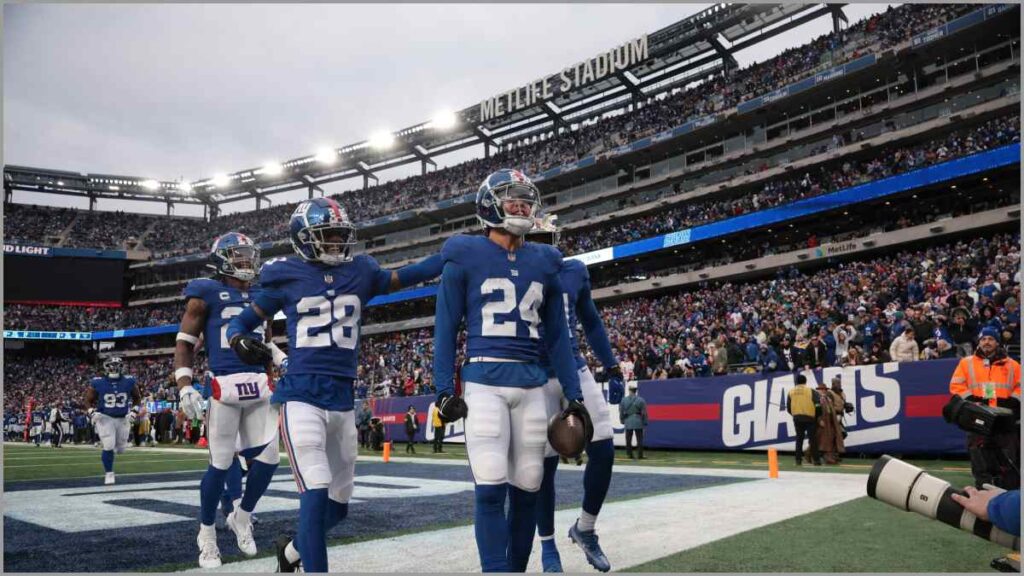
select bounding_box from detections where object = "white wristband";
[175,367,194,382]
[267,342,288,367]
[176,332,200,345]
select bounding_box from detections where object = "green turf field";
[5,442,1007,573]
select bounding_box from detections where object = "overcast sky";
[5,3,892,217]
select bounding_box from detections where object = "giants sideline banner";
[361,359,966,454]
[640,359,964,454]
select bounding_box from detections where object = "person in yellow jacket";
[786,374,822,466]
[431,403,445,454]
[949,326,1021,489]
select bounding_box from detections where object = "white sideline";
[184,467,868,573]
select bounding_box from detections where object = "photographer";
[948,326,1021,489]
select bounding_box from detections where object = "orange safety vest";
[949,353,1022,407]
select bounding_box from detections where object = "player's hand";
[178,385,204,420]
[561,399,594,444]
[436,393,468,423]
[607,366,625,405]
[88,408,100,427]
[230,334,273,365]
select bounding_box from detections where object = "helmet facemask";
[482,183,541,237]
[104,357,124,379]
[295,222,357,265]
[220,244,259,282]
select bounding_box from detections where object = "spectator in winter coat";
[889,326,920,362]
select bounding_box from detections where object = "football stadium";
[3,3,1021,573]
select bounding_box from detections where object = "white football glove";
[178,385,204,420]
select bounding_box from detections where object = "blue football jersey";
[433,235,582,399]
[183,278,262,377]
[91,376,137,417]
[254,255,392,410]
[539,258,587,370]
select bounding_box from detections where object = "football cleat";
[226,510,257,556]
[542,544,564,572]
[275,535,301,573]
[568,520,611,572]
[197,528,223,568]
[104,472,115,485]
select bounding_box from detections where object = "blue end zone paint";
[3,461,747,572]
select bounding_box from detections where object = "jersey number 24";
[481,278,543,338]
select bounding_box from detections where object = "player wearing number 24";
[226,197,443,573]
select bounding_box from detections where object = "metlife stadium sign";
[479,34,649,123]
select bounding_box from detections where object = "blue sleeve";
[182,279,209,302]
[395,253,443,289]
[359,255,393,297]
[576,268,617,370]
[227,286,282,342]
[432,261,467,397]
[543,272,582,401]
[988,490,1020,537]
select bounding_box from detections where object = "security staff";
[786,374,822,466]
[948,326,1021,489]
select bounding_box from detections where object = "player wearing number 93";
[433,168,592,572]
[84,356,140,486]
[225,197,443,573]
[175,232,286,568]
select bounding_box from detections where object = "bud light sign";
[638,359,965,454]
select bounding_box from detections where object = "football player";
[529,215,624,572]
[226,197,443,573]
[433,169,592,572]
[175,232,286,568]
[84,356,141,484]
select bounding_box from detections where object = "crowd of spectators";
[560,114,1020,255]
[4,4,980,254]
[3,204,78,245]
[6,232,1018,406]
[5,302,181,332]
[350,232,1020,389]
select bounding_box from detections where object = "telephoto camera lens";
[867,455,1019,551]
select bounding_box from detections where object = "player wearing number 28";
[84,356,141,486]
[175,232,287,568]
[433,169,591,572]
[226,197,443,573]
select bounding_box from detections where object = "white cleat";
[197,527,223,568]
[226,510,257,557]
[104,472,115,485]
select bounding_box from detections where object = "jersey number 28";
[296,295,361,349]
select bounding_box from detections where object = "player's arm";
[174,297,207,389]
[432,261,468,422]
[544,273,593,440]
[576,275,625,403]
[382,253,444,294]
[130,383,142,407]
[84,386,98,410]
[226,290,286,365]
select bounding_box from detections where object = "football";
[548,412,587,459]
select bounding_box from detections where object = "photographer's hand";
[950,486,997,521]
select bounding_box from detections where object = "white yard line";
[184,468,868,573]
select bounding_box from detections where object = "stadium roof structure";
[4,3,847,215]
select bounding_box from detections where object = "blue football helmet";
[103,356,124,379]
[290,197,357,265]
[207,232,259,283]
[476,169,542,236]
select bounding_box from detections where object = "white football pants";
[542,366,614,457]
[279,401,357,503]
[95,413,129,453]
[463,381,548,492]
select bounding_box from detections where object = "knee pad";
[209,438,239,469]
[253,441,280,466]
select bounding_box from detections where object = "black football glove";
[607,366,625,405]
[230,334,272,366]
[561,399,594,445]
[436,393,468,423]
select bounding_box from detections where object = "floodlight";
[315,148,338,164]
[142,179,160,191]
[369,130,395,150]
[431,109,458,130]
[57,181,64,186]
[261,163,283,176]
[212,174,231,188]
[109,185,120,191]
[178,182,192,193]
